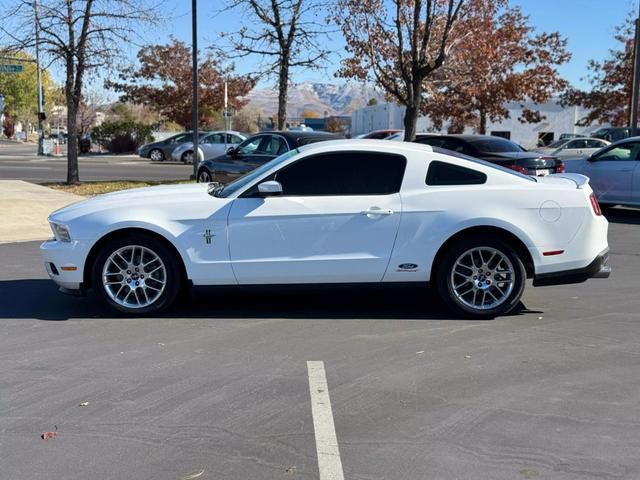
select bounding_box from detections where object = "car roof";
[297,138,434,154]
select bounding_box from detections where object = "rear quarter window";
[426,160,487,186]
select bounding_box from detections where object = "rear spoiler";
[551,173,590,189]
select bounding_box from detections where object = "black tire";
[91,233,182,315]
[197,168,212,183]
[149,148,165,162]
[436,235,526,319]
[181,151,193,164]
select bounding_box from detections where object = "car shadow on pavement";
[0,279,536,321]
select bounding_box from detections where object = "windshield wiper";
[207,182,224,197]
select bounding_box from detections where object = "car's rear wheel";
[149,148,165,162]
[92,234,181,315]
[198,168,212,183]
[436,235,525,319]
[181,151,194,164]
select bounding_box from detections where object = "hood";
[49,182,212,224]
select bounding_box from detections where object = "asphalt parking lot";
[1,209,639,479]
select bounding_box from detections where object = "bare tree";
[336,0,480,141]
[220,0,331,130]
[0,0,160,184]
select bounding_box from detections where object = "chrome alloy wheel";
[450,247,515,311]
[182,151,194,164]
[101,245,166,309]
[150,149,164,161]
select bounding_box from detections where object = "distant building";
[351,100,605,149]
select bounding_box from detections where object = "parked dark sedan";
[138,132,206,162]
[414,135,565,176]
[197,131,342,183]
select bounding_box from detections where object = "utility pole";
[631,0,640,136]
[191,0,199,179]
[33,0,44,155]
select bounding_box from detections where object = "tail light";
[590,193,602,216]
[506,164,529,175]
[556,162,566,173]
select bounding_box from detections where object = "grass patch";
[44,179,194,196]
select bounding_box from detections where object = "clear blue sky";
[44,0,639,90]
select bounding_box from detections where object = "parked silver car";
[171,131,246,164]
[566,136,640,207]
[532,137,610,160]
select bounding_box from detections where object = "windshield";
[470,138,525,153]
[213,149,301,198]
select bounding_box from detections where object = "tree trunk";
[403,81,423,141]
[478,109,487,135]
[277,60,289,130]
[66,99,79,184]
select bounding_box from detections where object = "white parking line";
[307,361,345,480]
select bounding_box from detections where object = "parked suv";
[591,127,633,143]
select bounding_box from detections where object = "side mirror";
[587,154,597,162]
[257,180,283,196]
[226,146,237,156]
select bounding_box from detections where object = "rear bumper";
[533,248,611,286]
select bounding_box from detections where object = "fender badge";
[397,263,419,272]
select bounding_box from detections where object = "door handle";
[361,207,394,216]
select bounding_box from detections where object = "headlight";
[50,222,71,242]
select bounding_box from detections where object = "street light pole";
[33,0,44,155]
[630,0,640,136]
[191,0,199,179]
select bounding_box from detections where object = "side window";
[593,142,640,162]
[237,136,263,155]
[274,152,407,196]
[260,136,287,155]
[426,161,487,186]
[419,138,447,148]
[586,139,605,149]
[228,134,243,144]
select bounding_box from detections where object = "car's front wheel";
[436,235,526,319]
[197,168,212,183]
[149,148,165,162]
[181,151,194,164]
[92,234,181,315]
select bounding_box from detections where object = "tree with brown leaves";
[561,17,634,127]
[424,4,570,134]
[336,0,472,141]
[220,0,331,130]
[107,39,255,129]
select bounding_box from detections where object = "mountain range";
[245,81,385,118]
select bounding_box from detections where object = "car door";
[582,141,640,204]
[557,139,587,159]
[161,133,188,157]
[200,133,228,160]
[227,151,406,284]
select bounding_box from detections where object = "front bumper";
[533,248,611,287]
[40,239,89,293]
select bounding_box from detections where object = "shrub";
[91,120,153,153]
[79,137,91,153]
[2,116,15,139]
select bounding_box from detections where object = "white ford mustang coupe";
[41,140,611,318]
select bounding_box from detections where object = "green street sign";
[0,64,24,73]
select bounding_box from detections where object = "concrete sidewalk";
[0,181,84,243]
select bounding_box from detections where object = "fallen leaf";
[41,431,57,440]
[181,469,205,480]
[286,466,297,474]
[79,402,89,407]
[415,350,425,354]
[464,355,472,359]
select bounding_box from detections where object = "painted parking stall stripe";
[307,361,345,480]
